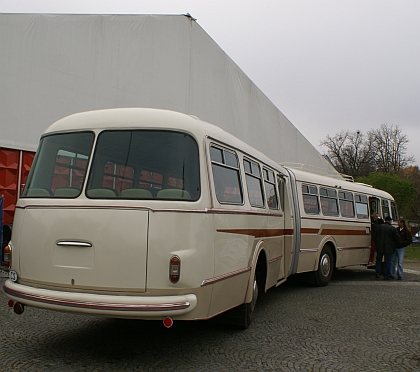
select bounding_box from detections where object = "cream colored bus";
[3,108,398,328]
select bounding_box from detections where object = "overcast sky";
[1,0,419,166]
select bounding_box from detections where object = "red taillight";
[2,243,11,268]
[8,300,14,308]
[169,255,181,283]
[163,317,173,328]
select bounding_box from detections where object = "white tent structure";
[0,13,336,173]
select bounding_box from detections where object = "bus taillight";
[2,243,12,268]
[169,255,181,283]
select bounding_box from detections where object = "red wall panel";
[0,148,35,225]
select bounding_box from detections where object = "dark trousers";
[375,252,389,275]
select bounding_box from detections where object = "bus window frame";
[302,184,320,215]
[338,190,355,218]
[262,167,280,210]
[391,201,399,221]
[319,187,339,216]
[86,129,200,201]
[210,143,244,205]
[355,194,369,219]
[382,199,391,220]
[243,157,265,208]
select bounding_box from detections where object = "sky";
[1,0,419,166]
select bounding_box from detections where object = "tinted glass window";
[263,168,279,210]
[339,191,355,218]
[87,131,200,200]
[302,184,319,214]
[391,201,399,221]
[320,187,338,216]
[355,194,369,219]
[22,132,94,198]
[382,199,391,219]
[211,145,243,204]
[244,158,264,208]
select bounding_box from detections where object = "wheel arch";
[316,238,337,270]
[245,241,268,303]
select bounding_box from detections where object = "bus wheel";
[314,246,333,287]
[241,271,259,329]
[223,271,259,329]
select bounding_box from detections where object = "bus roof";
[287,167,394,200]
[44,108,287,173]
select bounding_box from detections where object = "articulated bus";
[3,109,398,328]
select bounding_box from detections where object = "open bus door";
[368,197,381,266]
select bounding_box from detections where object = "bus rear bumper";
[3,280,197,318]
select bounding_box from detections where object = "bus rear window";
[22,132,94,198]
[86,130,200,201]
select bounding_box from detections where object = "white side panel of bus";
[18,208,148,291]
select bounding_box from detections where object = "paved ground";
[0,261,419,372]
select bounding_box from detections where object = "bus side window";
[263,168,279,210]
[339,191,355,218]
[355,194,369,219]
[382,199,391,219]
[210,145,243,204]
[391,201,399,221]
[320,187,338,216]
[244,158,264,208]
[302,184,319,214]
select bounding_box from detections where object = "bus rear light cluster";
[169,255,181,283]
[2,243,12,268]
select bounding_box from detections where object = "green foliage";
[356,172,417,217]
[405,245,420,260]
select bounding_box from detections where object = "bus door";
[369,196,380,263]
[369,197,380,217]
[273,174,287,282]
[283,169,300,277]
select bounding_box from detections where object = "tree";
[400,166,420,221]
[356,172,417,218]
[320,124,414,177]
[369,124,414,173]
[319,130,374,177]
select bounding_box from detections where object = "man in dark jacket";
[370,212,384,262]
[375,216,400,279]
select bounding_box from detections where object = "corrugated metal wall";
[0,148,35,225]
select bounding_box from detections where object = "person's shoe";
[383,277,390,280]
[375,274,380,279]
[389,276,395,280]
[398,277,402,280]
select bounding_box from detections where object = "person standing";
[375,216,400,280]
[390,218,412,280]
[370,212,383,263]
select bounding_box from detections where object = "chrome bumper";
[3,280,197,318]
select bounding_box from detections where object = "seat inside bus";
[119,188,153,199]
[156,189,191,200]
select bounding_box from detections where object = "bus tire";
[314,245,334,287]
[222,271,259,329]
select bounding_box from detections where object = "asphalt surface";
[1,261,419,372]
